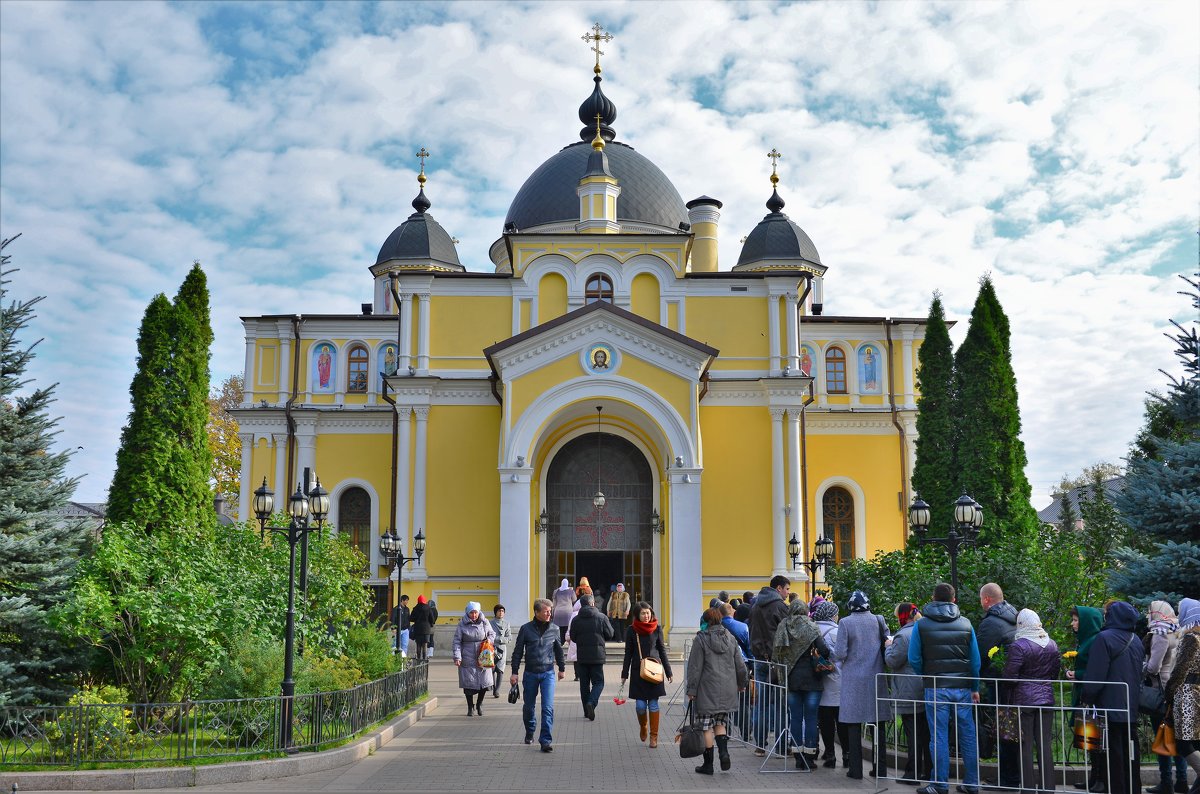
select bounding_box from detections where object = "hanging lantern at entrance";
[593,405,606,509]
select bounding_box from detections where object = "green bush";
[202,637,286,700]
[341,626,401,681]
[43,684,135,760]
[296,651,363,693]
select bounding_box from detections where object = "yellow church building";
[232,40,930,645]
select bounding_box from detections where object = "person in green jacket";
[1069,605,1105,793]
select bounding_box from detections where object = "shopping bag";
[478,639,495,668]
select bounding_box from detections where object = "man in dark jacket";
[1081,600,1145,794]
[976,583,1019,787]
[910,582,982,794]
[748,575,791,753]
[568,594,614,720]
[510,598,566,752]
[391,594,411,656]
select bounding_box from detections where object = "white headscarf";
[556,578,571,593]
[1015,608,1051,648]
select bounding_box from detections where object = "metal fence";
[0,660,429,768]
[874,673,1132,793]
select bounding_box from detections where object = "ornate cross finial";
[582,23,614,74]
[416,147,430,185]
[767,148,782,186]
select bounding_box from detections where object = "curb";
[0,696,437,792]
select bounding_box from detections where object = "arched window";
[338,487,372,569]
[825,347,847,393]
[347,345,369,393]
[822,487,855,564]
[585,273,614,304]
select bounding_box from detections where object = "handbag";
[1139,680,1166,714]
[676,708,706,759]
[477,638,495,668]
[997,706,1021,743]
[1073,707,1107,752]
[636,631,665,684]
[1152,706,1177,756]
[507,682,520,704]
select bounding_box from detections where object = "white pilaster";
[785,291,800,372]
[238,432,254,522]
[667,467,703,648]
[902,328,916,409]
[295,433,317,491]
[770,409,786,574]
[242,339,255,406]
[410,406,429,579]
[272,433,287,508]
[769,294,781,372]
[417,293,431,373]
[785,410,803,578]
[277,336,291,404]
[398,292,412,373]
[499,468,533,627]
[395,407,412,541]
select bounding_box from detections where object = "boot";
[1147,781,1172,794]
[695,747,714,775]
[648,710,660,748]
[1177,781,1190,794]
[637,710,648,742]
[716,734,731,771]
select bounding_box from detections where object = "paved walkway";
[98,657,882,794]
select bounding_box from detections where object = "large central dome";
[505,141,688,232]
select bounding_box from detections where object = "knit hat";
[848,590,870,613]
[813,601,839,622]
[465,601,481,615]
[895,602,918,625]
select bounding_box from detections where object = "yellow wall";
[699,406,773,574]
[631,272,660,323]
[806,432,907,556]
[425,405,502,576]
[428,296,510,366]
[686,296,769,366]
[538,273,568,323]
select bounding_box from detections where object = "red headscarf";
[417,594,427,605]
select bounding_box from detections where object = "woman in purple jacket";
[1001,608,1061,794]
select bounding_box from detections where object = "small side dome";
[375,185,464,272]
[734,187,821,271]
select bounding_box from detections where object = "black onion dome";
[578,74,617,143]
[505,141,686,232]
[735,189,822,270]
[375,189,463,271]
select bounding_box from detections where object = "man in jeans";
[510,598,566,752]
[748,574,791,756]
[909,582,982,794]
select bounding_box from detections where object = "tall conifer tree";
[108,263,214,531]
[911,293,959,533]
[953,276,1038,541]
[0,237,90,705]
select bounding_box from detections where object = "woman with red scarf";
[621,601,673,747]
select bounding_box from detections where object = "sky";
[1,1,1196,508]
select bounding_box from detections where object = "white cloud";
[1,0,1195,505]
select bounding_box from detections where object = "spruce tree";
[0,236,90,705]
[1055,487,1079,534]
[912,293,959,533]
[1111,273,1200,604]
[953,275,1038,542]
[108,267,216,531]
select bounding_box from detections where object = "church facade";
[231,45,930,645]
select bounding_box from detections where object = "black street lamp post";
[379,528,426,654]
[908,491,984,594]
[252,475,329,750]
[789,533,836,597]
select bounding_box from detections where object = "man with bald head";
[976,583,1019,788]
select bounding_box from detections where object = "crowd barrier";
[874,673,1132,794]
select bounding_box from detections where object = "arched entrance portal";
[545,433,654,606]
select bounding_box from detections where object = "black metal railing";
[0,660,428,768]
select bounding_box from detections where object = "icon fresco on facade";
[312,343,336,393]
[858,344,881,394]
[584,342,616,374]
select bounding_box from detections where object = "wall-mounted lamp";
[650,508,665,535]
[537,508,550,534]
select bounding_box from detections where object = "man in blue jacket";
[510,598,566,752]
[910,582,982,794]
[1081,600,1145,794]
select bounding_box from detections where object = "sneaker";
[540,744,553,753]
[754,749,767,757]
[916,786,948,794]
[957,786,981,794]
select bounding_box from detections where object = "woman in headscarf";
[688,606,748,775]
[620,601,673,748]
[452,601,497,716]
[1002,608,1060,794]
[1146,600,1186,794]
[1068,605,1105,793]
[409,594,434,661]
[1166,598,1200,794]
[830,590,891,780]
[552,578,576,636]
[774,598,831,769]
[885,602,931,785]
[813,599,849,769]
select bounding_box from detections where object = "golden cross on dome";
[592,113,605,150]
[767,148,782,185]
[416,147,430,185]
[582,23,614,73]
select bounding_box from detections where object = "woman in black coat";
[621,601,674,748]
[409,595,434,660]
